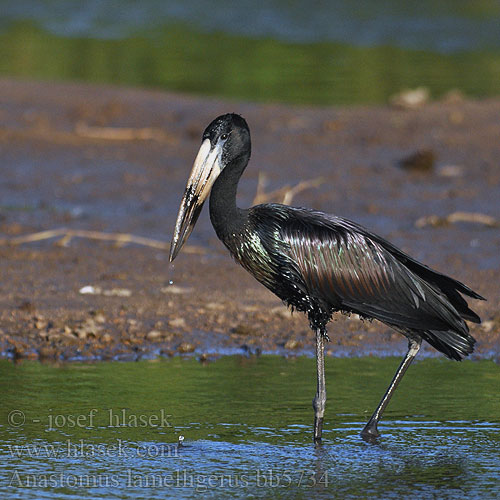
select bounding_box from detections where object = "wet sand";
[0,79,498,362]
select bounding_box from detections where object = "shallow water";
[2,2,500,104]
[1,357,498,498]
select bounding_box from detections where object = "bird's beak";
[169,138,223,262]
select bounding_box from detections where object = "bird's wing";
[261,206,467,332]
[345,219,484,323]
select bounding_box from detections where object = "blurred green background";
[1,1,500,105]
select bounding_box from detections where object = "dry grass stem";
[253,172,323,205]
[75,122,176,144]
[0,228,205,253]
[415,211,498,228]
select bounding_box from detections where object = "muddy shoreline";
[0,79,498,362]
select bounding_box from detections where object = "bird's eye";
[221,133,228,140]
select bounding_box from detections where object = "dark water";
[1,1,500,104]
[1,357,499,498]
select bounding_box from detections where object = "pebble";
[75,328,89,339]
[390,87,429,109]
[284,339,303,350]
[79,285,101,295]
[146,330,163,341]
[94,313,107,323]
[169,318,186,328]
[35,319,47,330]
[73,318,103,339]
[481,320,495,333]
[177,342,195,353]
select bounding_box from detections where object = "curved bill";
[169,139,223,262]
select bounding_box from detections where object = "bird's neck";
[209,156,248,242]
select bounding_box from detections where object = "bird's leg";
[313,329,327,444]
[361,338,421,442]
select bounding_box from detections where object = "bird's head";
[169,113,250,262]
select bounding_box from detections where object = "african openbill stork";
[169,113,484,443]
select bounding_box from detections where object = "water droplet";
[167,262,176,286]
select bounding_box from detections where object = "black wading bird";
[169,113,484,443]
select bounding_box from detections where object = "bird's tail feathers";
[421,328,476,361]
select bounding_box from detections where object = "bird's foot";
[360,422,380,444]
[313,415,324,444]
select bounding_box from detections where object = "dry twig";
[415,211,499,229]
[0,228,204,253]
[75,122,176,144]
[253,172,323,205]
